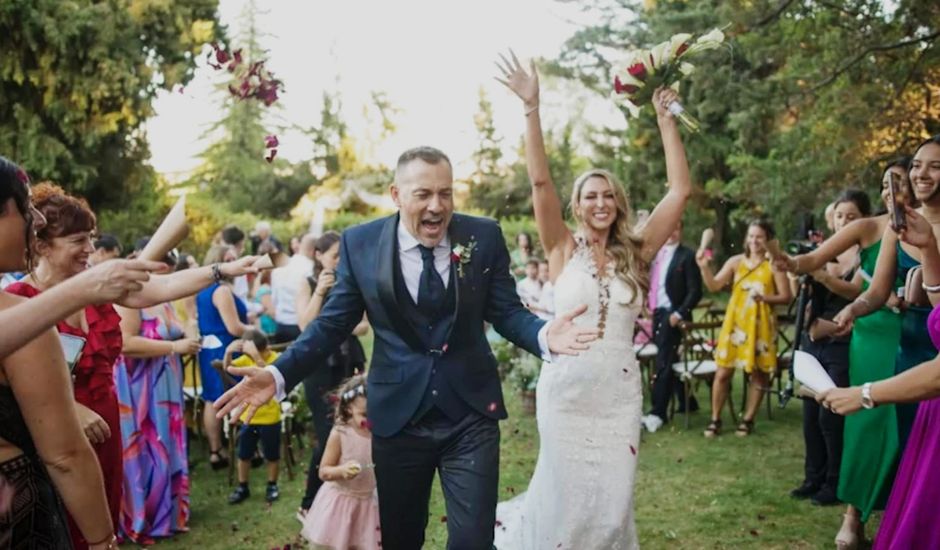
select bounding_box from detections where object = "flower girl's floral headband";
[341,384,366,403]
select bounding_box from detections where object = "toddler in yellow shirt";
[223,328,282,504]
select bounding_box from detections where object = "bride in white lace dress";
[493,52,692,549]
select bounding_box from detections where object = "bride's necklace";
[579,235,611,339]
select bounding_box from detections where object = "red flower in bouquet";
[614,76,638,95]
[627,62,647,81]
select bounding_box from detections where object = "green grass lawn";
[157,372,874,549]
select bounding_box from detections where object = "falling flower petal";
[361,419,373,430]
[264,134,279,148]
[487,402,498,413]
[630,444,637,455]
[265,148,278,163]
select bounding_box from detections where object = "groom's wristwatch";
[861,382,876,409]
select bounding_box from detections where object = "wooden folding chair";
[211,359,240,486]
[632,318,658,397]
[671,320,738,429]
[278,399,298,481]
[180,353,204,449]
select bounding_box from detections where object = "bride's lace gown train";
[495,237,643,549]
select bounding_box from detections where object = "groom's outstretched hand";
[213,366,276,423]
[546,304,600,356]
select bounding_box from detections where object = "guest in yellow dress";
[696,220,792,437]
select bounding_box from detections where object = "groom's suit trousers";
[373,409,500,550]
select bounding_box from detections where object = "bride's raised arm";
[638,88,692,262]
[496,51,573,263]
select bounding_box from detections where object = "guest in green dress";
[832,155,940,548]
[779,157,910,547]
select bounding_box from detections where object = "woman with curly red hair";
[7,183,258,549]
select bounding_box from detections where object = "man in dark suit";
[214,146,596,550]
[642,220,703,432]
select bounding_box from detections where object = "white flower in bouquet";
[688,28,725,54]
[668,33,693,58]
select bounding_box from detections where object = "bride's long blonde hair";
[569,169,650,300]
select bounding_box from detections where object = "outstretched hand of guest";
[494,49,539,109]
[214,366,276,423]
[772,254,798,274]
[545,304,600,356]
[220,255,261,278]
[832,305,856,337]
[77,259,171,304]
[896,205,935,250]
[817,386,863,416]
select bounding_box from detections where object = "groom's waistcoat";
[391,251,471,422]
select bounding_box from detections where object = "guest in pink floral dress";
[114,301,201,544]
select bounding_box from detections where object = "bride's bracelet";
[524,102,539,116]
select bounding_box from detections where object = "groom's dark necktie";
[417,244,445,318]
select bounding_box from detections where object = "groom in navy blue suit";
[216,146,596,549]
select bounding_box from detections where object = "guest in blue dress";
[196,245,253,469]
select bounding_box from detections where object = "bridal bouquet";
[612,28,725,132]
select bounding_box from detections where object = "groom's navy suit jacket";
[273,213,546,437]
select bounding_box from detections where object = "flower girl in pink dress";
[300,374,380,549]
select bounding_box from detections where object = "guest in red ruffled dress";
[7,183,258,549]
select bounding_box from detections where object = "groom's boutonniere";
[451,238,477,279]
